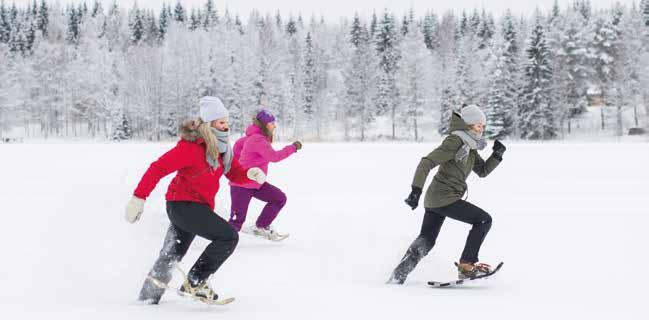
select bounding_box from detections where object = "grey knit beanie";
[460,104,486,125]
[199,96,228,123]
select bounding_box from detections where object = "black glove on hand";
[292,141,303,151]
[404,186,423,210]
[492,140,506,160]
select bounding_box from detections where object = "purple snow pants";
[229,182,287,231]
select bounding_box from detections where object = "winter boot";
[247,225,289,241]
[138,258,177,304]
[457,261,493,279]
[179,278,220,302]
[387,236,435,284]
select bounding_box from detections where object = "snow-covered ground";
[1,141,647,319]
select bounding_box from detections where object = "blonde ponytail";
[180,118,220,162]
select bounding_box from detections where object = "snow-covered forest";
[1,0,648,141]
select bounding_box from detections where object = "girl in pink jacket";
[229,109,302,240]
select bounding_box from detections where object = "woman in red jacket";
[125,96,266,305]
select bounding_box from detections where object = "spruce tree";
[286,16,297,35]
[345,16,375,140]
[588,16,619,130]
[485,34,516,139]
[173,1,185,23]
[519,12,556,140]
[111,108,132,141]
[91,0,102,18]
[422,11,439,50]
[36,0,48,37]
[203,0,218,29]
[302,32,316,124]
[0,2,9,44]
[129,6,144,44]
[189,9,200,30]
[67,7,81,45]
[438,85,456,135]
[374,10,401,139]
[159,4,169,40]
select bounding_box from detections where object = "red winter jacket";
[133,138,250,210]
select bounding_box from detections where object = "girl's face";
[265,122,276,133]
[211,118,229,132]
[469,122,486,137]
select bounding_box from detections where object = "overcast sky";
[12,0,637,20]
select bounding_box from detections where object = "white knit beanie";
[199,96,228,123]
[460,104,486,125]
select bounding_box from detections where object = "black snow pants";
[139,201,239,303]
[391,200,492,283]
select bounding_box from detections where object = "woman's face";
[265,122,276,133]
[211,118,229,132]
[469,122,486,137]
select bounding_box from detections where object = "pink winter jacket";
[229,124,297,189]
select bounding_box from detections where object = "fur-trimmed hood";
[179,119,203,142]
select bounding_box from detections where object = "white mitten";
[125,196,145,223]
[247,168,267,184]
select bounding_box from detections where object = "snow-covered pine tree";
[469,9,481,34]
[401,9,414,36]
[302,32,316,129]
[143,10,159,44]
[374,10,401,139]
[477,9,494,49]
[79,1,88,18]
[345,14,375,141]
[643,0,649,27]
[91,0,102,18]
[575,0,592,23]
[457,11,469,39]
[67,6,80,45]
[397,20,432,140]
[453,42,475,105]
[203,0,218,29]
[189,8,200,30]
[549,0,561,25]
[173,1,185,23]
[548,8,590,134]
[129,5,144,44]
[587,15,619,131]
[370,11,377,38]
[158,4,169,40]
[612,5,645,135]
[519,11,557,140]
[484,31,516,139]
[36,0,48,37]
[23,10,36,53]
[438,85,456,135]
[286,15,297,35]
[500,10,523,134]
[111,106,132,141]
[422,10,439,50]
[103,0,123,50]
[0,2,10,44]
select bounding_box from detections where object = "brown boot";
[457,262,492,279]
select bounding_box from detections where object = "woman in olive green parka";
[388,105,507,284]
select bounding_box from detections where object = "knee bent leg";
[477,214,492,230]
[276,191,287,208]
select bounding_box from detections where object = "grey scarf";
[207,128,233,174]
[451,130,487,163]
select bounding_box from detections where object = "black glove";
[292,141,303,151]
[492,140,506,160]
[404,186,423,210]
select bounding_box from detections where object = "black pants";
[139,201,239,303]
[391,200,492,282]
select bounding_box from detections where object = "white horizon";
[9,0,639,22]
